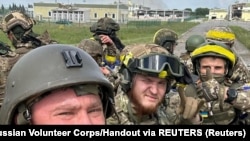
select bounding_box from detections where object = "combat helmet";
[1,11,35,33]
[205,26,235,48]
[0,44,114,124]
[153,28,178,54]
[191,41,237,78]
[90,17,120,35]
[185,35,206,52]
[119,43,183,93]
[78,39,104,66]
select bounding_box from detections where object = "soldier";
[0,11,58,108]
[153,28,178,55]
[90,17,123,71]
[90,17,124,52]
[78,38,120,93]
[179,35,206,73]
[0,44,114,125]
[107,43,204,125]
[205,26,249,83]
[185,41,250,125]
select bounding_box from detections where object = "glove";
[198,68,226,102]
[177,84,205,120]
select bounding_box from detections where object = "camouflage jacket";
[179,52,193,73]
[104,66,121,93]
[185,80,250,125]
[106,90,194,125]
[0,51,18,108]
[230,60,250,83]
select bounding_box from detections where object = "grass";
[1,21,250,50]
[0,21,199,48]
[230,26,250,49]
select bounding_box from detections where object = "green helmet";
[153,28,178,54]
[185,35,206,52]
[0,44,114,124]
[90,17,120,34]
[78,39,104,66]
[1,11,35,33]
[191,41,237,77]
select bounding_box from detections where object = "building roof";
[34,3,128,9]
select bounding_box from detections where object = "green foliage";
[230,26,250,49]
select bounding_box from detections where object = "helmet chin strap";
[15,103,31,125]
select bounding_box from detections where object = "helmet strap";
[15,103,31,125]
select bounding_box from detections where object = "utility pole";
[117,0,120,23]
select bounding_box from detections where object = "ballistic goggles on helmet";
[129,54,183,77]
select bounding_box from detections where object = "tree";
[185,8,192,12]
[0,4,5,14]
[194,8,209,17]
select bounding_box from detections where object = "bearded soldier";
[107,43,204,125]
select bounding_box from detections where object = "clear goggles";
[130,54,184,77]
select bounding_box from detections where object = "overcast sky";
[1,0,247,10]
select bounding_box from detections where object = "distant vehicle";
[55,19,73,25]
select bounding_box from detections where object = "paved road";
[175,20,250,70]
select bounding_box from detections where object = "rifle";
[21,34,42,47]
[0,41,11,55]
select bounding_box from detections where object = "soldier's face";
[199,57,226,75]
[129,74,166,114]
[31,88,105,125]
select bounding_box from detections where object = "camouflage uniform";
[186,42,250,125]
[78,38,120,92]
[90,17,122,73]
[230,60,250,83]
[179,53,193,73]
[0,11,57,108]
[0,42,16,107]
[107,43,203,125]
[107,91,183,125]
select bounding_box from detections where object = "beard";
[129,91,164,115]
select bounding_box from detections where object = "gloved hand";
[198,68,226,102]
[177,84,205,120]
